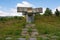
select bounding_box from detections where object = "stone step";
[29,38,37,40]
[26,26,34,28]
[5,37,37,40]
[21,23,39,37]
[22,28,28,31]
[31,31,39,37]
[18,38,26,40]
[17,38,37,40]
[22,28,38,32]
[21,31,28,34]
[5,37,12,40]
[25,24,35,28]
[32,29,38,32]
[21,33,29,36]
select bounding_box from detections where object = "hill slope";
[0,16,60,39]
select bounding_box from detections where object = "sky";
[0,0,60,16]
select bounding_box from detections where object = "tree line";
[43,8,60,16]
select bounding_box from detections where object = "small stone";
[6,37,12,40]
[51,36,59,40]
[18,38,26,40]
[29,38,37,40]
[22,34,29,36]
[32,29,37,32]
[26,24,35,27]
[40,35,50,40]
[22,28,28,31]
[31,24,35,27]
[21,32,29,36]
[31,32,39,37]
[21,31,28,34]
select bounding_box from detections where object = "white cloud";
[0,1,34,16]
[0,10,9,16]
[0,8,23,16]
[8,8,23,16]
[17,1,34,7]
[8,1,35,16]
[1,1,60,16]
[40,8,46,15]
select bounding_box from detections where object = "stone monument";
[17,7,43,23]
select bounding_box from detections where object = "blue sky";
[0,0,60,9]
[0,0,60,16]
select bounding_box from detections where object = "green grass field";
[35,15,60,40]
[0,16,26,39]
[0,16,60,40]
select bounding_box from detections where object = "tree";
[55,9,60,16]
[44,8,52,16]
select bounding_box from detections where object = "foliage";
[55,9,60,16]
[35,15,60,35]
[44,8,52,16]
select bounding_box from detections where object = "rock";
[39,35,50,40]
[32,29,37,32]
[50,36,59,40]
[29,38,37,40]
[5,37,12,40]
[31,32,39,37]
[21,31,28,34]
[22,28,28,31]
[18,38,26,40]
[21,30,29,36]
[21,33,29,36]
[25,24,35,28]
[21,23,39,37]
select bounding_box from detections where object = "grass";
[35,15,60,39]
[0,16,26,39]
[0,15,60,40]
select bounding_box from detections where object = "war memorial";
[17,7,43,40]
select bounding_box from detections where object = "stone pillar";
[26,13,34,23]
